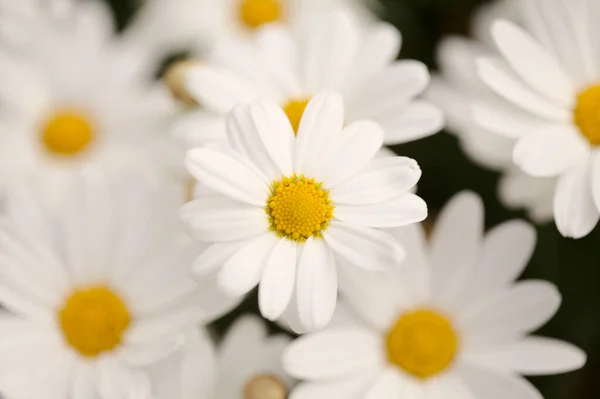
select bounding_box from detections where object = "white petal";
[259,238,297,321]
[334,194,427,228]
[180,196,267,242]
[460,281,561,345]
[470,337,586,376]
[331,157,422,206]
[98,361,153,399]
[319,120,384,187]
[226,100,294,180]
[296,238,338,332]
[471,100,555,139]
[324,222,405,271]
[593,151,600,211]
[191,241,248,278]
[363,369,406,399]
[283,329,384,380]
[289,372,376,399]
[218,233,279,297]
[491,20,575,106]
[256,25,301,95]
[554,159,600,239]
[380,100,445,145]
[426,371,475,399]
[351,22,401,82]
[459,362,543,399]
[185,65,260,114]
[186,147,269,205]
[476,57,570,121]
[430,192,483,307]
[294,92,344,175]
[513,128,589,177]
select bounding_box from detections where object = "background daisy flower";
[171,10,443,148]
[150,315,292,399]
[0,175,239,398]
[284,192,586,399]
[0,0,179,202]
[181,93,427,331]
[426,0,556,223]
[469,0,600,238]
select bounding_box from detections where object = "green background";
[105,0,600,397]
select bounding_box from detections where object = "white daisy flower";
[426,0,556,223]
[181,93,427,331]
[149,316,293,399]
[468,0,600,238]
[0,176,239,399]
[0,0,178,200]
[283,192,587,399]
[126,0,378,59]
[171,11,443,148]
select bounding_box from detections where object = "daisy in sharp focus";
[468,0,600,238]
[0,176,239,399]
[426,0,556,222]
[0,0,178,201]
[181,93,427,332]
[150,315,293,399]
[169,10,443,148]
[284,192,587,399]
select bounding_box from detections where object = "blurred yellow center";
[282,98,310,135]
[386,309,458,379]
[59,286,131,358]
[41,111,94,156]
[574,84,600,146]
[267,175,334,242]
[239,0,282,30]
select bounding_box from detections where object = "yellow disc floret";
[41,111,94,156]
[267,175,334,242]
[239,0,283,30]
[59,286,131,358]
[574,83,600,146]
[386,309,458,379]
[282,98,310,135]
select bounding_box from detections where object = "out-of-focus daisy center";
[386,309,458,379]
[243,374,288,399]
[574,83,600,146]
[267,175,334,242]
[282,98,310,135]
[59,286,131,358]
[238,0,283,30]
[41,111,94,156]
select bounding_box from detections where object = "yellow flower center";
[574,83,600,146]
[41,111,94,156]
[238,0,283,30]
[267,175,334,242]
[282,98,310,135]
[59,286,131,358]
[386,309,458,379]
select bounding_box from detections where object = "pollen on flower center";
[41,111,94,156]
[574,83,600,146]
[282,98,310,135]
[267,175,334,242]
[59,286,131,358]
[238,0,283,30]
[386,309,458,379]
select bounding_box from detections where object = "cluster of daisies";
[0,0,594,398]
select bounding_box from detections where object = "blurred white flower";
[172,11,443,148]
[284,192,586,399]
[150,316,292,399]
[125,0,378,59]
[0,0,180,202]
[181,93,427,331]
[427,0,555,223]
[0,176,239,399]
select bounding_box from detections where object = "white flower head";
[426,0,556,223]
[468,0,600,238]
[181,92,427,332]
[0,0,178,201]
[284,191,586,399]
[150,316,293,399]
[0,175,239,399]
[173,11,443,148]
